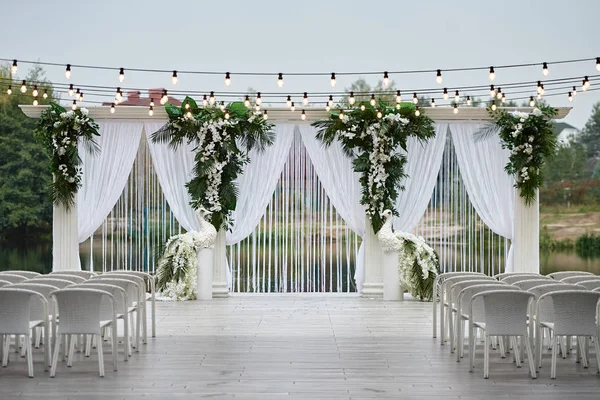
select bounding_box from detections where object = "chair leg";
[123,316,130,361]
[112,324,118,372]
[514,337,522,368]
[35,327,42,349]
[85,335,92,357]
[2,335,9,367]
[484,335,489,379]
[142,301,147,344]
[499,336,506,358]
[525,335,537,379]
[449,310,455,353]
[44,322,50,371]
[594,334,600,375]
[580,337,589,368]
[67,335,75,367]
[151,294,156,338]
[551,336,558,379]
[25,336,34,378]
[97,335,104,378]
[136,310,141,353]
[441,304,446,344]
[50,334,61,378]
[469,324,475,372]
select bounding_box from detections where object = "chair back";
[502,274,550,284]
[0,280,12,288]
[494,272,541,281]
[52,288,114,335]
[540,291,600,336]
[449,279,505,307]
[478,290,533,336]
[561,275,600,285]
[459,284,519,321]
[50,271,96,279]
[576,280,600,291]
[9,283,59,320]
[89,277,139,307]
[34,274,86,284]
[26,278,74,289]
[0,271,40,279]
[0,274,28,284]
[548,271,594,280]
[441,275,495,302]
[104,271,154,292]
[512,279,558,291]
[0,288,46,335]
[73,283,127,321]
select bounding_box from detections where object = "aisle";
[2,295,599,399]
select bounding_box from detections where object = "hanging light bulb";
[396,90,402,103]
[32,85,38,97]
[115,87,122,102]
[436,69,443,84]
[325,104,330,112]
[412,92,418,104]
[349,91,355,105]
[540,84,545,95]
[491,101,497,111]
[119,67,125,82]
[330,72,336,87]
[568,92,573,102]
[6,85,12,95]
[496,88,503,100]
[148,98,154,107]
[76,88,82,101]
[244,95,250,107]
[376,110,383,119]
[187,110,193,118]
[396,103,401,110]
[466,96,472,106]
[161,90,168,105]
[328,95,334,107]
[415,106,420,117]
[489,66,495,81]
[149,106,154,116]
[255,104,261,111]
[202,95,208,106]
[256,92,262,105]
[572,86,577,97]
[369,94,376,106]
[219,101,225,111]
[536,81,543,94]
[20,80,27,93]
[263,110,268,120]
[596,58,600,72]
[68,84,74,97]
[303,92,309,105]
[430,98,436,107]
[582,78,588,91]
[339,109,344,119]
[360,102,366,111]
[65,64,72,79]
[489,85,495,97]
[454,90,460,103]
[43,89,48,99]
[542,62,549,76]
[286,95,292,108]
[172,70,178,85]
[584,76,591,90]
[224,109,230,120]
[453,104,458,114]
[290,102,296,112]
[110,103,116,113]
[79,92,84,102]
[33,97,38,106]
[209,91,215,105]
[301,109,306,120]
[185,103,190,110]
[10,60,17,75]
[443,88,448,100]
[383,71,389,86]
[501,93,506,103]
[529,96,535,107]
[537,93,542,100]
[71,100,77,110]
[277,73,284,88]
[224,72,231,86]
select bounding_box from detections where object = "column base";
[212,282,229,298]
[361,282,384,298]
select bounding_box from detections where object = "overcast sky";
[2,0,599,129]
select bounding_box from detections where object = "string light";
[597,58,600,72]
[328,95,334,107]
[11,60,17,75]
[161,89,168,105]
[33,97,38,106]
[219,101,225,111]
[71,100,77,110]
[6,85,11,95]
[415,106,420,117]
[224,72,231,86]
[32,85,38,97]
[376,110,382,119]
[80,92,84,102]
[301,109,306,120]
[349,91,355,105]
[187,110,193,117]
[244,95,250,107]
[303,92,309,105]
[383,71,389,86]
[286,95,292,108]
[43,89,48,99]
[209,91,215,105]
[263,110,268,120]
[490,101,497,111]
[542,62,549,76]
[489,66,495,81]
[412,92,418,104]
[583,76,591,90]
[172,70,178,85]
[360,102,365,111]
[529,97,535,107]
[537,93,542,100]
[20,80,26,93]
[77,88,82,101]
[290,102,296,112]
[115,88,122,102]
[119,67,125,82]
[110,103,115,113]
[443,88,448,100]
[256,92,262,105]
[536,81,543,94]
[339,109,344,119]
[572,86,577,96]
[370,94,376,106]
[68,84,74,97]
[149,105,154,116]
[496,87,502,100]
[325,104,330,112]
[395,103,401,110]
[489,84,495,97]
[277,73,284,88]
[568,92,573,102]
[453,104,458,114]
[65,64,72,79]
[185,103,190,110]
[466,96,472,106]
[255,104,261,111]
[396,90,402,103]
[224,109,230,120]
[436,69,443,84]
[150,98,155,107]
[501,93,506,103]
[330,73,336,87]
[540,84,545,95]
[454,90,460,103]
[202,95,208,106]
[430,98,436,107]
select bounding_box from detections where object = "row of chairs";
[432,270,600,378]
[0,269,156,377]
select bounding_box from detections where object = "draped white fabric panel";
[77,121,144,242]
[393,123,449,232]
[226,124,296,245]
[451,123,515,271]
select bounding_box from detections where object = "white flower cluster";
[383,113,410,125]
[507,108,544,183]
[393,231,439,291]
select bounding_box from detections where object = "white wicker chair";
[0,280,12,288]
[468,290,536,379]
[512,279,558,291]
[33,275,86,284]
[0,274,28,284]
[50,288,118,378]
[536,291,600,378]
[26,278,74,289]
[0,288,49,377]
[501,274,551,285]
[560,275,600,285]
[0,271,40,279]
[103,271,156,338]
[575,280,600,290]
[548,271,594,280]
[494,272,542,281]
[432,272,484,338]
[50,271,96,279]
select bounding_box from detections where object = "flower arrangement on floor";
[312,101,435,232]
[489,105,558,204]
[34,102,100,208]
[151,97,273,230]
[156,231,203,301]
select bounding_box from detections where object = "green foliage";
[151,97,274,230]
[539,227,574,251]
[576,233,600,259]
[543,138,589,184]
[580,102,600,160]
[312,100,435,232]
[540,179,600,205]
[403,240,439,301]
[489,105,558,205]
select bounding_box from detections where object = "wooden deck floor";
[1,294,600,399]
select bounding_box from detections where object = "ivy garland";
[34,102,100,209]
[489,105,558,204]
[312,101,435,232]
[151,97,274,230]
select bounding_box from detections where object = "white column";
[513,190,540,273]
[382,249,403,301]
[212,229,229,298]
[52,203,81,271]
[362,216,384,297]
[196,248,213,300]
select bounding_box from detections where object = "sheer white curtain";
[393,123,449,232]
[77,121,144,242]
[298,125,367,290]
[451,123,515,271]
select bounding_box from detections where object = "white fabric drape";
[451,123,515,271]
[77,121,144,242]
[298,125,367,290]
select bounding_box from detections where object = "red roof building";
[102,88,182,106]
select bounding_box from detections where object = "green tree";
[580,102,600,160]
[343,78,431,107]
[0,64,55,240]
[543,139,588,184]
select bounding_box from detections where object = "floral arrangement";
[156,231,203,301]
[394,231,439,301]
[489,105,558,204]
[151,97,273,230]
[312,101,435,232]
[34,102,100,209]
